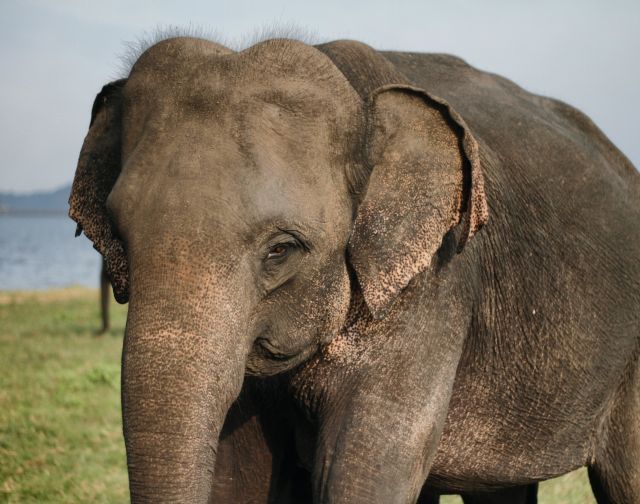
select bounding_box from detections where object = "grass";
[0,288,128,503]
[0,288,596,503]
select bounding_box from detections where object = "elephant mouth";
[245,337,316,375]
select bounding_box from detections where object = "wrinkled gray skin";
[69,36,640,503]
[213,378,538,503]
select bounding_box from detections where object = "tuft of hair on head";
[115,23,323,79]
[233,22,322,51]
[116,23,229,78]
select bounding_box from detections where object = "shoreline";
[0,210,68,216]
[0,286,101,305]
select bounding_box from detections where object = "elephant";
[69,35,640,503]
[98,258,110,334]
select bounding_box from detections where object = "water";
[0,214,102,290]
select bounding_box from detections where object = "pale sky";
[1,0,638,193]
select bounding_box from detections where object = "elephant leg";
[314,387,454,504]
[98,259,110,334]
[210,382,274,502]
[211,378,310,503]
[310,327,466,500]
[211,407,272,502]
[587,357,640,503]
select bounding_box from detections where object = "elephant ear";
[69,79,129,303]
[348,84,488,318]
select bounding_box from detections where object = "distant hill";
[0,184,71,214]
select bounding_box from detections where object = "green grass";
[0,288,596,503]
[0,288,128,503]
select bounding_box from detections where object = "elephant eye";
[263,230,311,267]
[266,242,295,261]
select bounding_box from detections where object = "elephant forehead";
[124,71,352,135]
[125,37,360,115]
[116,97,350,244]
[199,98,348,229]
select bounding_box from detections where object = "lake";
[0,214,102,291]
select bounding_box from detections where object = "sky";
[0,0,638,193]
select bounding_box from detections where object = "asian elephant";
[69,35,640,503]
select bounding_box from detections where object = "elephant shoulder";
[538,95,640,189]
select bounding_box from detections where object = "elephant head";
[70,36,486,502]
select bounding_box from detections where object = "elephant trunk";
[121,279,248,503]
